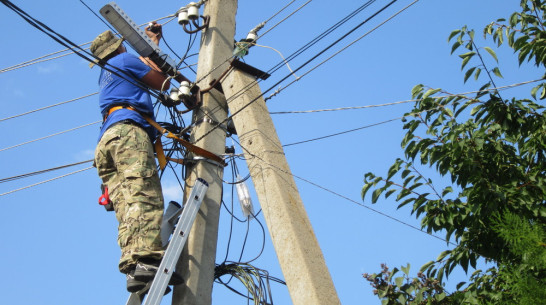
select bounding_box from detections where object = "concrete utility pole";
[222,68,341,304]
[172,1,237,304]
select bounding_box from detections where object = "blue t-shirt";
[98,52,157,142]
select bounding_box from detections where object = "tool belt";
[105,105,225,169]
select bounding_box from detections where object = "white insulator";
[187,2,199,20]
[178,10,189,25]
[170,87,181,101]
[236,175,254,218]
[178,81,191,99]
[246,32,257,42]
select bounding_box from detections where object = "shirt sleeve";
[122,53,152,80]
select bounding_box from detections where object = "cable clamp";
[191,156,225,167]
[194,117,228,133]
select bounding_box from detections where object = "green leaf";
[530,85,539,99]
[491,67,503,78]
[451,41,462,54]
[411,84,424,98]
[371,188,382,203]
[423,88,441,99]
[474,68,482,80]
[461,55,473,70]
[420,261,435,272]
[540,85,546,100]
[464,67,477,83]
[401,263,410,275]
[442,186,453,197]
[395,276,404,287]
[448,29,461,42]
[385,189,396,199]
[459,51,476,59]
[483,46,498,62]
[470,105,482,116]
[362,183,373,199]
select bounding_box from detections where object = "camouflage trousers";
[94,122,164,273]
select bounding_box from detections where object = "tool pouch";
[99,184,114,212]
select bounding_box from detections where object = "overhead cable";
[265,0,418,102]
[256,0,311,40]
[79,0,116,32]
[0,159,93,183]
[0,11,175,74]
[0,47,90,73]
[0,121,101,152]
[195,0,400,144]
[283,117,401,147]
[0,92,98,122]
[1,0,157,99]
[0,166,94,197]
[230,137,455,246]
[270,78,543,114]
[198,0,383,120]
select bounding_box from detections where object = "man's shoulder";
[108,52,139,65]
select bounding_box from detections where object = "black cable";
[162,33,183,61]
[265,0,378,76]
[195,0,400,145]
[283,117,401,147]
[1,0,162,100]
[0,160,93,183]
[79,0,116,33]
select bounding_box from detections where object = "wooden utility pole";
[222,68,341,304]
[172,1,237,304]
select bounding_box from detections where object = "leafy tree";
[362,1,546,303]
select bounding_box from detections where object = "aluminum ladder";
[126,178,209,305]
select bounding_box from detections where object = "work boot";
[133,260,184,286]
[126,270,147,293]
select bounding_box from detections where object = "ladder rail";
[143,178,208,304]
[125,178,209,305]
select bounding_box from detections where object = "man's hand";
[145,21,162,45]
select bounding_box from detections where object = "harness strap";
[106,106,225,168]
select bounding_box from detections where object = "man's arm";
[140,22,169,91]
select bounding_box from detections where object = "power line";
[230,137,455,246]
[79,0,116,33]
[257,0,312,40]
[0,160,93,183]
[7,78,536,184]
[0,11,175,74]
[0,166,94,197]
[283,117,401,147]
[1,0,161,100]
[0,121,101,152]
[290,78,543,113]
[0,42,91,73]
[265,0,419,102]
[0,92,98,122]
[270,78,542,114]
[194,0,402,144]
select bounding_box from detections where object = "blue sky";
[0,1,540,304]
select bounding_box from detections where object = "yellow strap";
[106,106,225,167]
[142,117,226,165]
[154,137,167,170]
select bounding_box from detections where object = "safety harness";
[105,105,225,169]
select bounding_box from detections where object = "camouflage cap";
[89,30,124,68]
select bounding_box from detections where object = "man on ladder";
[91,22,183,293]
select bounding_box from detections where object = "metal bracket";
[231,59,270,80]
